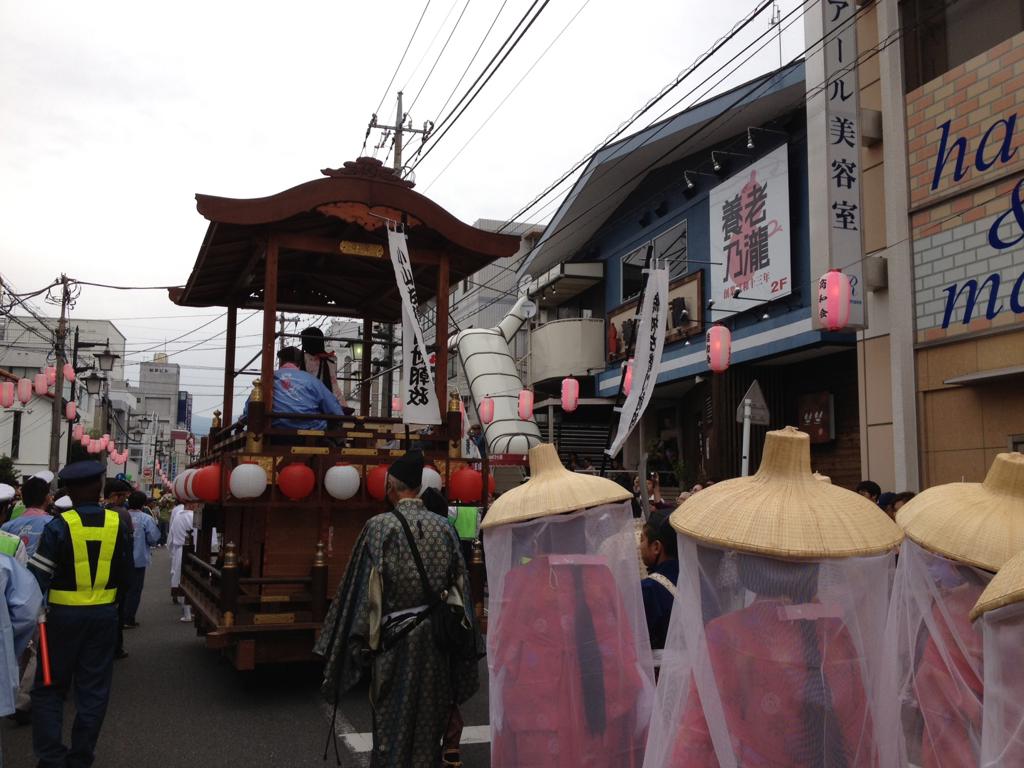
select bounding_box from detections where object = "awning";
[527,262,603,309]
[944,365,1024,386]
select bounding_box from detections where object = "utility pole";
[365,92,433,173]
[48,275,70,473]
[277,314,300,351]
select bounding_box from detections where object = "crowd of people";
[0,466,195,766]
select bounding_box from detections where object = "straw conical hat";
[897,452,1024,572]
[670,426,902,559]
[480,443,632,530]
[970,548,1024,621]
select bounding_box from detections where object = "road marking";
[339,724,492,754]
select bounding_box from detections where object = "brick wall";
[906,32,1024,209]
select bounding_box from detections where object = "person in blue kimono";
[244,346,343,433]
[640,509,679,654]
[2,476,54,558]
[0,551,43,743]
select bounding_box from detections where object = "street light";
[94,346,119,373]
[82,371,104,397]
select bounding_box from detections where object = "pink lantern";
[63,362,76,382]
[80,433,90,447]
[817,269,852,332]
[391,394,403,414]
[107,442,116,454]
[17,378,32,405]
[33,374,48,396]
[99,435,109,450]
[623,359,634,396]
[479,396,495,425]
[45,367,56,386]
[517,389,534,421]
[72,424,83,441]
[0,382,13,409]
[65,401,77,421]
[561,377,579,413]
[706,325,732,374]
[87,439,100,454]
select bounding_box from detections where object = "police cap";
[57,461,106,486]
[105,478,133,495]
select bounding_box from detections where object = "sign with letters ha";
[709,143,792,320]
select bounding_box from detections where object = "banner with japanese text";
[387,229,442,425]
[709,144,792,320]
[607,266,669,458]
[820,0,865,327]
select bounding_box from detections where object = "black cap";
[105,478,133,495]
[388,451,424,490]
[57,461,106,486]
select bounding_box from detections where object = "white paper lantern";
[422,466,443,492]
[173,469,194,500]
[324,464,360,500]
[229,463,268,499]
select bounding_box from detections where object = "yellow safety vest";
[48,509,121,607]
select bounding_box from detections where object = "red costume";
[672,599,876,767]
[913,583,985,768]
[491,555,646,768]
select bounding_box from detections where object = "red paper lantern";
[479,396,495,425]
[561,377,579,413]
[450,467,483,503]
[0,382,13,409]
[63,362,76,382]
[17,378,32,405]
[278,464,315,500]
[33,374,48,396]
[817,269,852,332]
[517,389,534,421]
[65,402,76,421]
[706,325,731,374]
[192,465,221,503]
[367,464,389,501]
[623,359,634,396]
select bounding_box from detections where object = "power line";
[406,0,474,114]
[407,0,551,172]
[422,0,595,192]
[364,0,434,156]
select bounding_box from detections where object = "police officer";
[27,460,133,768]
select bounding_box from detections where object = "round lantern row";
[217,462,495,503]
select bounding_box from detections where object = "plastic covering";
[484,501,655,767]
[644,536,894,767]
[979,602,1024,767]
[880,539,992,767]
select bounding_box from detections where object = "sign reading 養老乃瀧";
[709,144,791,320]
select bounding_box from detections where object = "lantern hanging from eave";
[391,394,403,414]
[0,382,13,409]
[817,269,852,332]
[517,389,534,421]
[63,362,76,382]
[17,378,32,405]
[65,401,77,421]
[623,359,634,396]
[479,396,495,425]
[561,377,579,413]
[33,374,48,396]
[706,325,732,374]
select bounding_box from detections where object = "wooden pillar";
[261,238,279,409]
[434,253,450,413]
[223,305,237,427]
[360,319,372,416]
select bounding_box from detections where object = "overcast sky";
[0,0,806,418]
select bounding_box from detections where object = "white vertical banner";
[820,0,865,327]
[606,266,669,458]
[387,228,442,425]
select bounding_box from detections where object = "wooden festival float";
[168,158,519,669]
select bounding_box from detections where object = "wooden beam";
[223,305,237,426]
[261,237,279,408]
[434,253,450,412]
[228,241,267,302]
[360,319,372,416]
[276,231,441,264]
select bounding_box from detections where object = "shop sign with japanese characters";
[709,143,792,319]
[821,0,866,327]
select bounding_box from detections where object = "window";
[1013,435,1024,453]
[10,411,20,459]
[901,0,1024,92]
[621,245,648,302]
[654,221,688,280]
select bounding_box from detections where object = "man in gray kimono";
[316,451,479,768]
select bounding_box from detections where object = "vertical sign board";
[709,144,792,321]
[820,0,866,327]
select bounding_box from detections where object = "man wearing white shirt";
[168,504,194,622]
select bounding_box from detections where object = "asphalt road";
[2,547,492,767]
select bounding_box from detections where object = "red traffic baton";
[37,615,52,687]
